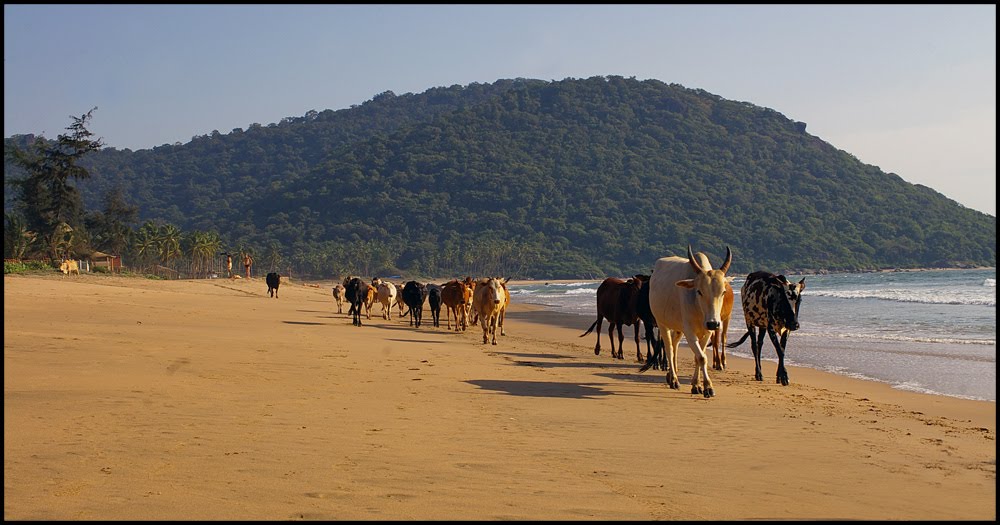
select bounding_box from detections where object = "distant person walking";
[243,253,254,279]
[226,254,233,278]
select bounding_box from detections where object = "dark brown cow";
[580,275,646,362]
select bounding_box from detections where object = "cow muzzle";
[705,321,720,330]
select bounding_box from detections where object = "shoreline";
[4,274,995,520]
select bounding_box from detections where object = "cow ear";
[675,279,696,289]
[726,276,735,283]
[798,278,806,290]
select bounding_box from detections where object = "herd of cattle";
[327,275,511,346]
[261,245,805,398]
[585,246,806,397]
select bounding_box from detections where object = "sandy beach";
[4,273,995,520]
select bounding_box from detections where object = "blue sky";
[4,4,996,215]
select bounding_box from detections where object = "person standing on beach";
[226,254,233,278]
[243,253,253,279]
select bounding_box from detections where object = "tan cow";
[648,245,733,398]
[332,284,346,313]
[377,281,398,320]
[472,277,505,345]
[59,259,80,276]
[363,284,377,320]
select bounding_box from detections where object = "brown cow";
[472,277,505,345]
[580,275,647,362]
[363,284,377,320]
[441,280,472,332]
[711,280,736,370]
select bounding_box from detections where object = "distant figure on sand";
[226,254,233,278]
[243,253,253,279]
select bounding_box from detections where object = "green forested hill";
[5,76,995,278]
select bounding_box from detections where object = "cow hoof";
[704,388,715,398]
[594,348,601,355]
[691,385,702,395]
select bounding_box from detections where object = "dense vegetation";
[5,76,995,279]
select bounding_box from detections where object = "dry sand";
[4,273,995,520]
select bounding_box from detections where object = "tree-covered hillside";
[5,76,995,278]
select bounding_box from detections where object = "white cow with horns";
[647,245,733,398]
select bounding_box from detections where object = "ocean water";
[508,268,997,402]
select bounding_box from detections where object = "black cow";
[266,272,281,298]
[636,274,667,373]
[401,281,428,328]
[426,283,443,328]
[727,271,806,385]
[344,276,366,327]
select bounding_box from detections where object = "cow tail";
[580,318,599,337]
[727,330,751,348]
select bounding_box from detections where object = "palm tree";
[4,212,37,259]
[158,223,183,271]
[187,230,222,278]
[133,221,160,272]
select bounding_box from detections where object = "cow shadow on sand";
[464,379,619,399]
[493,350,644,371]
[592,371,690,387]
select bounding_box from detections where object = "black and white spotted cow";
[727,271,805,386]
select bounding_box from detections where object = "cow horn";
[687,245,704,273]
[719,246,732,274]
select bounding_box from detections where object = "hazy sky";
[4,4,996,216]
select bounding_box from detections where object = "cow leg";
[614,323,625,360]
[719,319,729,370]
[749,327,764,381]
[643,324,656,368]
[593,317,605,355]
[634,323,644,363]
[665,330,681,389]
[604,319,616,357]
[481,314,489,344]
[686,330,715,398]
[769,329,790,386]
[711,329,721,370]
